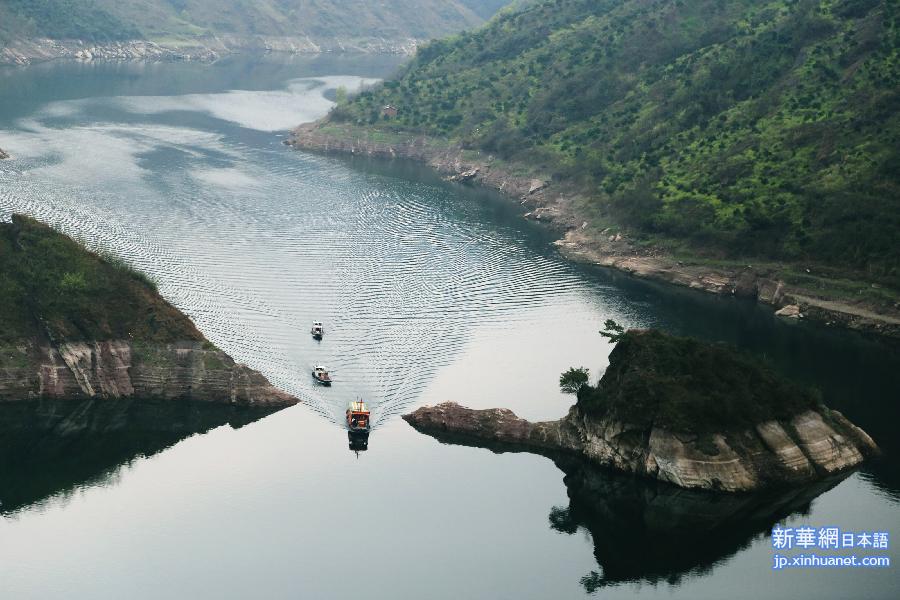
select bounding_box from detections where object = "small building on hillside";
[382,104,399,118]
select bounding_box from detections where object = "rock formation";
[404,330,878,493]
[0,339,295,407]
[0,214,296,408]
[0,147,8,159]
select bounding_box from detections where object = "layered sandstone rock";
[404,401,877,493]
[0,340,295,407]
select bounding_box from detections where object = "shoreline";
[0,36,418,67]
[285,122,900,339]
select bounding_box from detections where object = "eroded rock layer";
[403,402,878,493]
[0,339,296,408]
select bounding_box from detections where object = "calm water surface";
[0,55,898,599]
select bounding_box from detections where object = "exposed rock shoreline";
[0,36,418,66]
[403,329,879,493]
[285,123,900,339]
[404,401,878,493]
[0,339,296,407]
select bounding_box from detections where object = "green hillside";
[0,0,483,44]
[334,0,900,284]
[0,215,203,343]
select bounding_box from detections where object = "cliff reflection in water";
[413,424,850,592]
[551,458,849,592]
[0,399,279,515]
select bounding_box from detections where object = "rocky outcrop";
[0,35,419,66]
[286,123,900,338]
[0,148,8,159]
[404,401,877,493]
[0,339,295,407]
[0,39,218,66]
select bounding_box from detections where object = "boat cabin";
[346,400,370,431]
[312,365,332,385]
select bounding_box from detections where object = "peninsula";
[404,329,878,493]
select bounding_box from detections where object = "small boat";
[312,365,332,386]
[311,321,325,340]
[346,400,370,431]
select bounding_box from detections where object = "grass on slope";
[333,0,900,287]
[0,215,203,343]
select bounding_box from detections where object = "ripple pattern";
[0,75,633,429]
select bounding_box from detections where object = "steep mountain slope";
[330,0,899,285]
[0,0,482,45]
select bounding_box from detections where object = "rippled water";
[0,56,898,599]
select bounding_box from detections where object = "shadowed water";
[0,55,898,599]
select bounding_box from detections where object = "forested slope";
[334,0,900,283]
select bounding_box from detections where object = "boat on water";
[311,321,325,340]
[312,365,332,386]
[346,400,370,431]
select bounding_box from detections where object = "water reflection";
[0,399,280,515]
[552,458,850,592]
[348,430,370,454]
[411,427,852,593]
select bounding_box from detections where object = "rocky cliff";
[0,36,420,66]
[405,402,876,494]
[0,214,296,408]
[403,330,878,493]
[0,339,295,406]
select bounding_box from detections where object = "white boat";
[311,321,325,340]
[312,365,332,386]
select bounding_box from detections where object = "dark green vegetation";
[559,366,589,394]
[0,215,202,343]
[576,329,820,434]
[334,0,900,286]
[0,0,484,45]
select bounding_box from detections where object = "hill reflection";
[412,428,851,591]
[0,399,280,515]
[552,458,849,591]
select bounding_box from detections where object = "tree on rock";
[560,367,589,394]
[599,319,625,344]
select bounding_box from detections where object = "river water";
[0,55,897,599]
